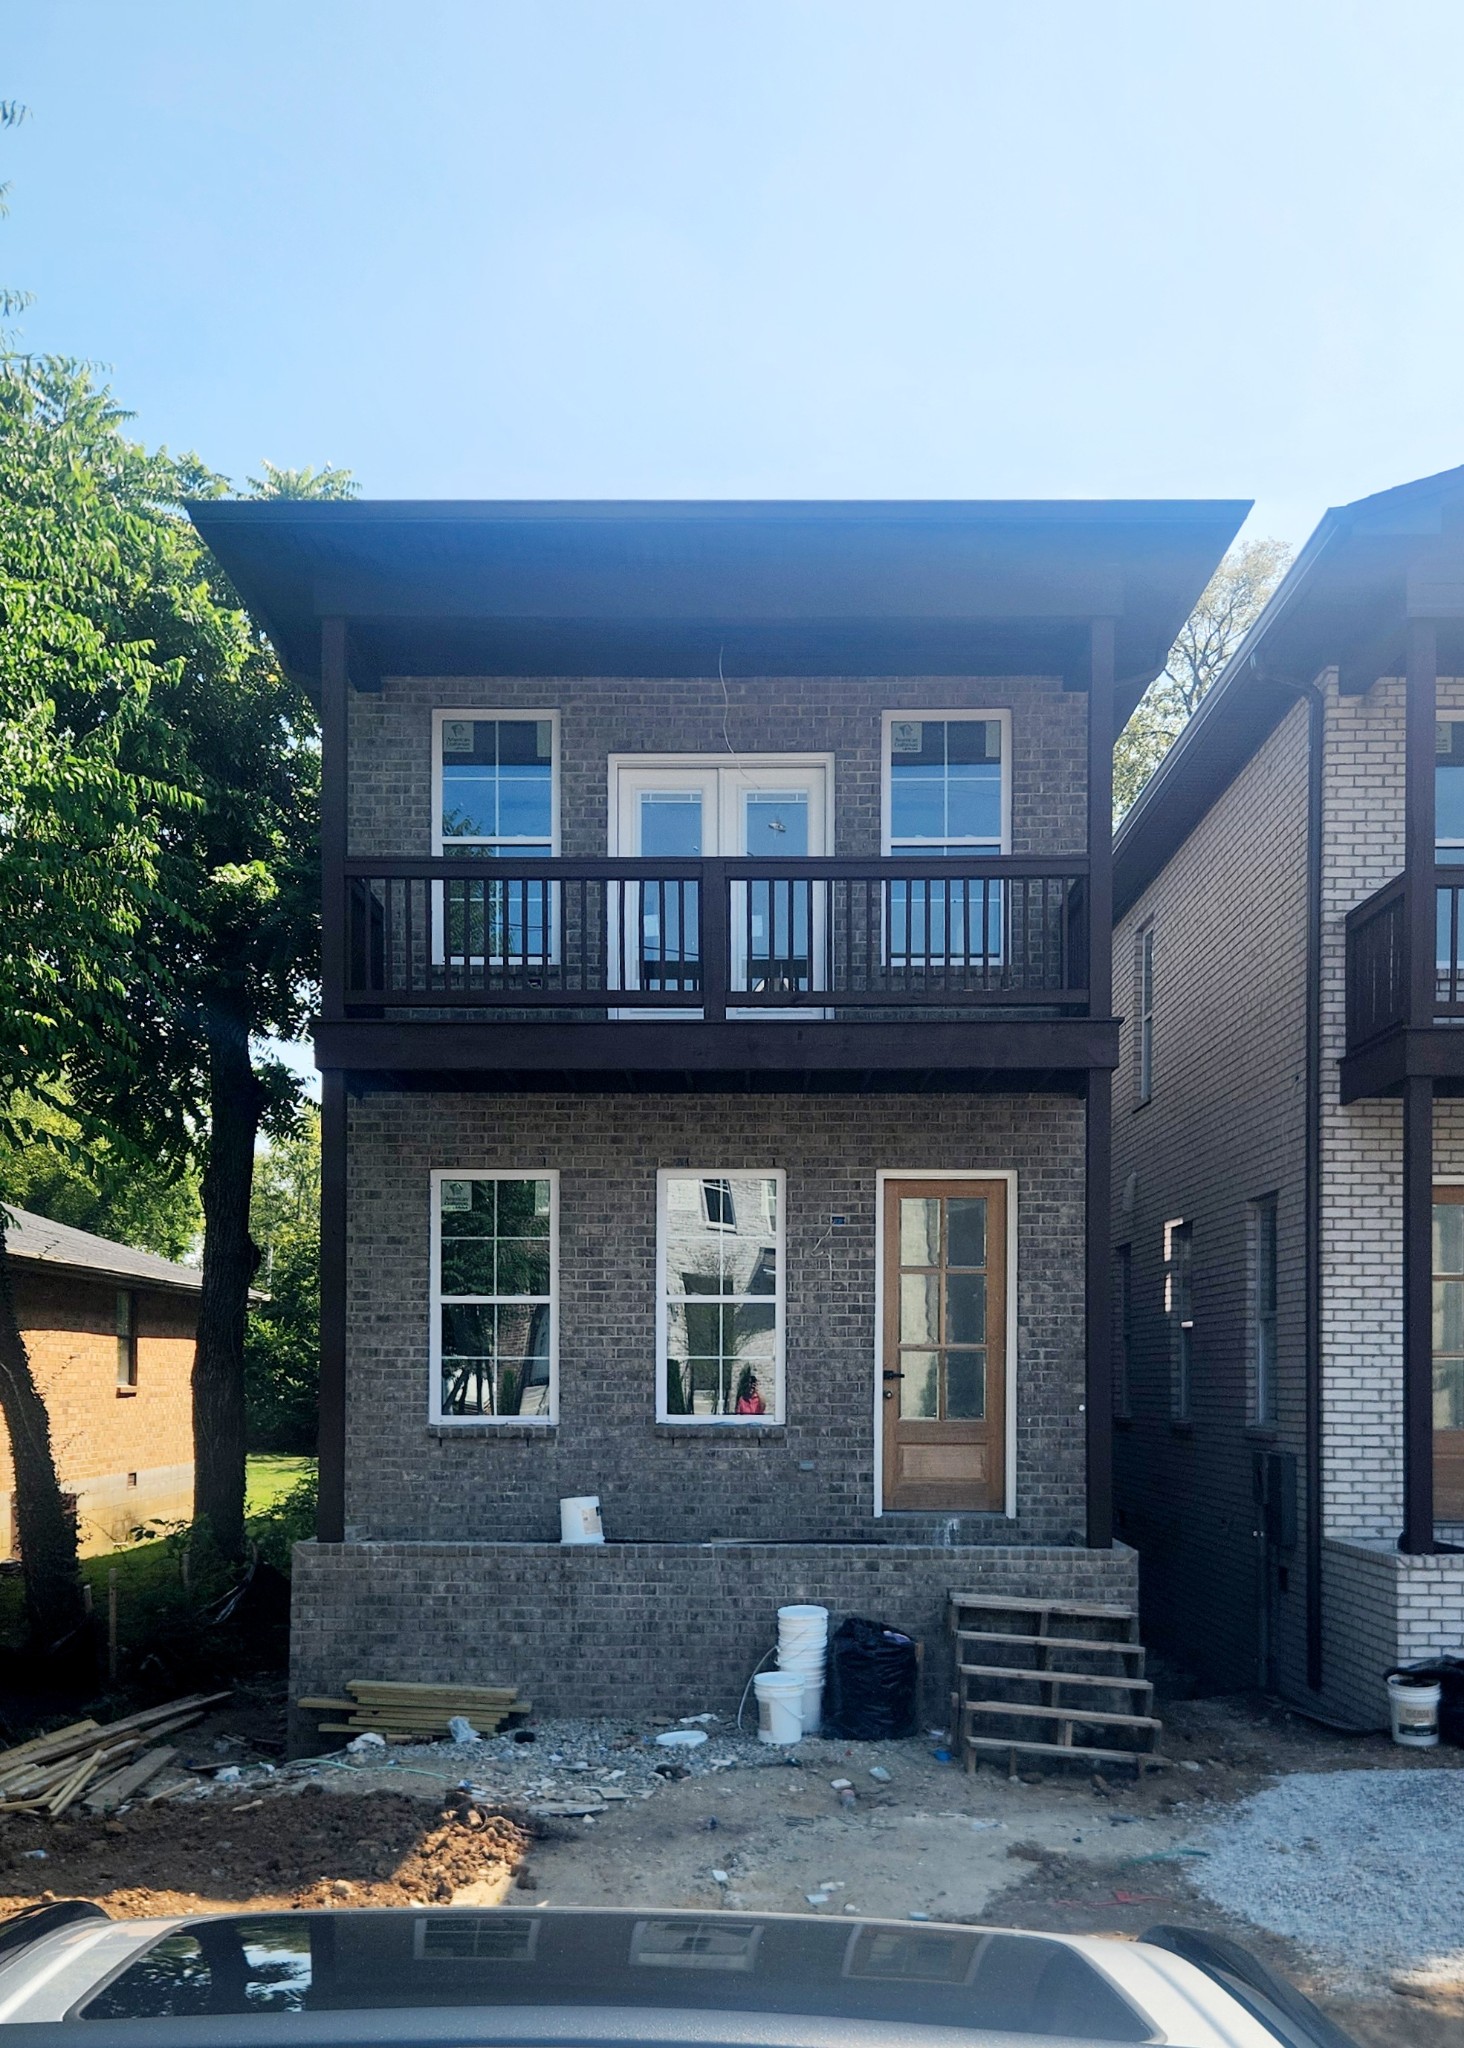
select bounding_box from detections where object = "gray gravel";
[1193,1768,1464,1989]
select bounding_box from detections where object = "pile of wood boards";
[299,1679,529,1741]
[0,1690,229,1818]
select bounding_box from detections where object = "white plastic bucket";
[1387,1674,1441,1748]
[754,1670,805,1745]
[559,1495,604,1545]
[797,1676,824,1735]
[777,1605,828,1648]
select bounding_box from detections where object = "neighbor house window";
[1251,1195,1279,1425]
[435,714,559,963]
[1164,1220,1193,1420]
[115,1290,138,1390]
[883,712,1009,965]
[1137,925,1155,1104]
[1113,1245,1132,1419]
[431,1172,556,1423]
[658,1170,783,1421]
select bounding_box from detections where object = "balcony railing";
[1345,868,1464,1050]
[337,856,1091,1019]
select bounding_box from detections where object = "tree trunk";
[192,1005,265,1558]
[0,1229,86,1645]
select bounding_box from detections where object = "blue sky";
[7,0,1464,549]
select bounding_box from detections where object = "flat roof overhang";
[314,1016,1119,1093]
[1339,1023,1464,1104]
[189,497,1249,726]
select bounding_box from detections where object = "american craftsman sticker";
[889,719,923,754]
[441,719,474,753]
[440,1179,474,1213]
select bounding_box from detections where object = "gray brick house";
[1112,464,1464,1730]
[193,498,1243,1732]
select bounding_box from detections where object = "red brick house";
[1,1206,199,1556]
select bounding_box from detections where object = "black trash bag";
[823,1615,918,1740]
[1387,1657,1464,1746]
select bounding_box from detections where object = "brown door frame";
[1433,1181,1464,1525]
[877,1172,1012,1515]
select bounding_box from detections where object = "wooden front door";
[882,1178,1006,1512]
[1434,1187,1464,1520]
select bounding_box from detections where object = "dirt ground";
[0,1692,1458,2047]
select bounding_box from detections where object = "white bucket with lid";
[754,1669,805,1744]
[778,1604,828,1644]
[1387,1673,1441,1748]
[559,1495,604,1545]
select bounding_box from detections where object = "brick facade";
[2,1269,195,1556]
[345,1089,1088,1546]
[1113,670,1464,1727]
[346,673,1087,860]
[289,1535,1138,1744]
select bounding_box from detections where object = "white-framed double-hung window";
[657,1170,784,1422]
[433,712,559,964]
[882,712,1010,966]
[431,1171,557,1423]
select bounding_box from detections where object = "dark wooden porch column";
[1085,617,1116,1549]
[316,618,349,1545]
[1401,617,1437,1553]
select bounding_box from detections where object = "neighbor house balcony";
[316,854,1117,1087]
[1342,868,1464,1100]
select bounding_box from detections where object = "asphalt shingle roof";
[2,1205,203,1296]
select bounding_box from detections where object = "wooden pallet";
[949,1593,1164,1775]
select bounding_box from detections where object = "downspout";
[1261,661,1325,1693]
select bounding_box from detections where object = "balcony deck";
[1341,868,1464,1100]
[318,854,1117,1087]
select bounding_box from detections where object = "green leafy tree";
[0,357,194,1644]
[246,1110,319,1454]
[0,1093,201,1261]
[1114,538,1292,818]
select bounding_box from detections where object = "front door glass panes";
[887,718,1003,964]
[662,1172,780,1418]
[896,1195,988,1420]
[438,1176,552,1419]
[638,793,703,989]
[1433,1198,1464,1430]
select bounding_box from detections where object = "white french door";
[611,758,831,1017]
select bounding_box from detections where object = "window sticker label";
[889,719,923,754]
[442,719,474,754]
[440,1179,473,1213]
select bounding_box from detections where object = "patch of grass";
[246,1454,315,1515]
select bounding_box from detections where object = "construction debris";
[0,1693,229,1816]
[298,1680,530,1742]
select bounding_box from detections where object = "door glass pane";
[1434,1279,1464,1355]
[1436,1358,1464,1429]
[946,1349,986,1419]
[900,1198,940,1266]
[743,792,808,855]
[947,1198,987,1269]
[1435,1202,1464,1274]
[900,1274,940,1346]
[639,792,703,856]
[1437,723,1464,845]
[946,1272,987,1346]
[900,1352,940,1418]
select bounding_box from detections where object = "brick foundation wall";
[346,1090,1088,1546]
[347,674,1087,862]
[288,1536,1138,1750]
[2,1270,196,1558]
[1322,1538,1464,1727]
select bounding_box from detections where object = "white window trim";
[655,1167,786,1425]
[429,1169,559,1427]
[871,1168,1019,1520]
[1437,710,1464,855]
[605,753,837,855]
[879,710,1012,856]
[432,709,561,857]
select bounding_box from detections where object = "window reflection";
[662,1173,781,1418]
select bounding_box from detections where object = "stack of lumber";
[298,1679,530,1741]
[0,1690,230,1817]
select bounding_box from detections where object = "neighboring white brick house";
[1114,467,1464,1729]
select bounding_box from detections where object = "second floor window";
[1438,718,1464,862]
[437,715,557,855]
[1137,925,1155,1104]
[1164,1219,1193,1420]
[884,714,1007,855]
